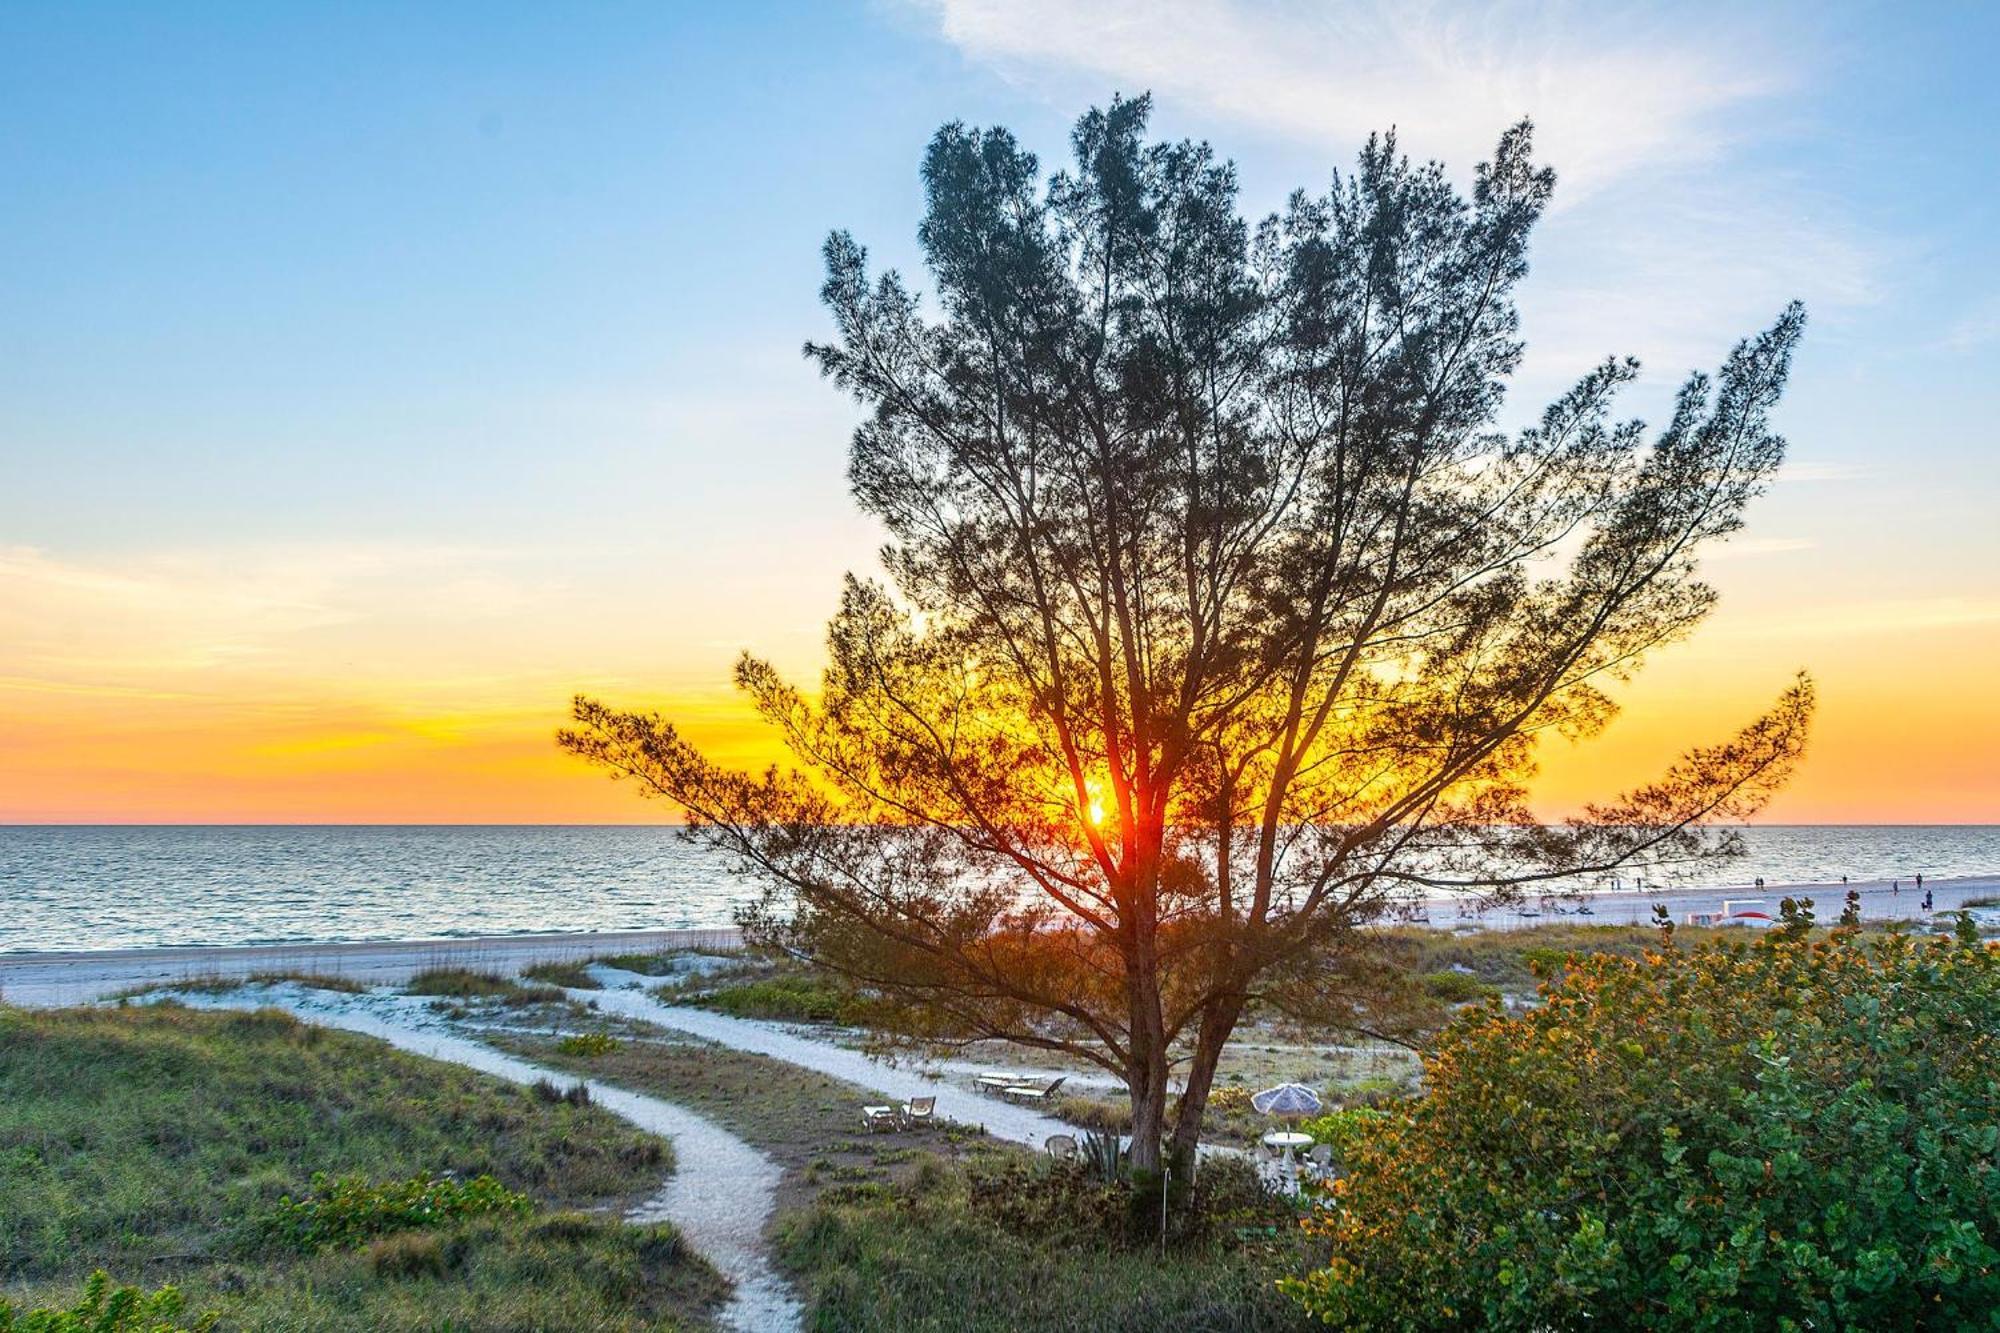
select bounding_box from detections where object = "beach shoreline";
[5,873,1997,1009]
[0,925,741,1007]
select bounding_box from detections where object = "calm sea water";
[2,824,1997,954]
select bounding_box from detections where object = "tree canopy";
[561,95,1813,1168]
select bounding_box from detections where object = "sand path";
[581,966,1087,1149]
[180,986,801,1333]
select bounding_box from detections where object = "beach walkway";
[181,987,800,1333]
[580,965,1085,1150]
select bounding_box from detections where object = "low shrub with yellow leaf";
[1285,921,2000,1330]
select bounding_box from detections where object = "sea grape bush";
[554,1031,619,1056]
[264,1171,530,1252]
[0,1271,217,1333]
[1286,927,2000,1329]
[1295,1107,1391,1168]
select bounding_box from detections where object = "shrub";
[365,1230,451,1279]
[1418,969,1494,1003]
[1287,929,2000,1330]
[263,1172,530,1252]
[522,960,599,989]
[1208,1084,1252,1114]
[554,1032,620,1057]
[1052,1094,1134,1136]
[696,975,857,1023]
[530,1078,592,1107]
[403,968,515,998]
[0,1271,218,1332]
[1294,1106,1391,1168]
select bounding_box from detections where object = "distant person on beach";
[1841,874,1848,886]
[1923,889,1934,912]
[1916,873,1924,891]
[1755,876,1765,890]
[1894,880,1900,896]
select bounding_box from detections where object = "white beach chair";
[1002,1075,1066,1103]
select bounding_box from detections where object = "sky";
[2,0,1996,824]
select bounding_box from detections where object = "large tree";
[562,96,1813,1171]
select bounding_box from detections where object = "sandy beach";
[0,925,740,1007]
[6,874,1995,1009]
[1418,872,2000,930]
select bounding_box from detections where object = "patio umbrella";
[1250,1083,1323,1119]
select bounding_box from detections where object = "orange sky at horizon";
[3,535,1995,826]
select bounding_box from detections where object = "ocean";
[2,824,1998,954]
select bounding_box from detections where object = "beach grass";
[523,958,602,989]
[496,1028,950,1215]
[110,969,370,1000]
[403,967,565,1005]
[507,1027,1316,1330]
[773,1152,1317,1332]
[0,1003,725,1329]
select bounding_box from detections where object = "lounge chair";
[900,1095,936,1127]
[974,1072,1017,1092]
[1044,1134,1078,1160]
[1002,1075,1066,1103]
[860,1104,900,1133]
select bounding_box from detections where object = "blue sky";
[2,1,1997,821]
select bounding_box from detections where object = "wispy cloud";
[1720,596,2000,640]
[1940,292,2000,352]
[913,0,1790,197]
[908,0,1887,399]
[0,542,566,685]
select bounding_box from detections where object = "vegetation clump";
[0,1271,216,1333]
[1287,926,2000,1329]
[694,975,859,1023]
[555,1031,621,1057]
[261,1172,529,1253]
[522,960,600,989]
[779,1150,1313,1331]
[530,1078,594,1107]
[403,968,563,1005]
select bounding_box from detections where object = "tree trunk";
[1123,909,1171,1172]
[1167,994,1244,1169]
[1126,1056,1170,1173]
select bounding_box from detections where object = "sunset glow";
[3,4,1996,826]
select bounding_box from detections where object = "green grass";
[687,975,860,1024]
[0,1003,724,1330]
[637,951,865,1024]
[403,967,565,1005]
[557,1032,622,1057]
[111,970,369,1000]
[498,1030,948,1214]
[775,1155,1317,1332]
[523,959,602,989]
[509,1027,1316,1330]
